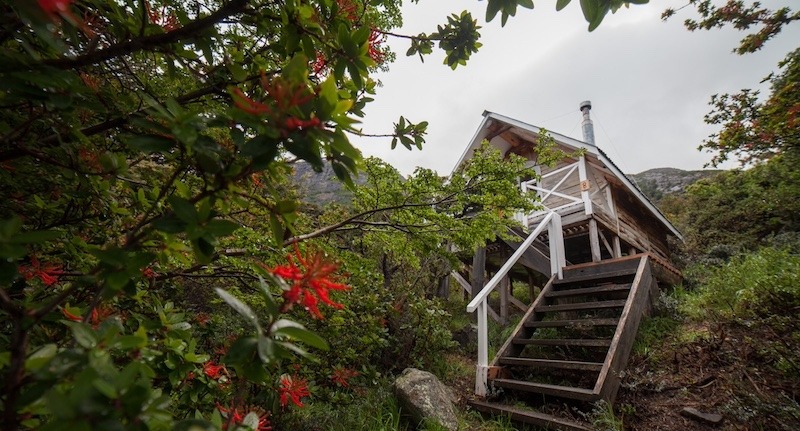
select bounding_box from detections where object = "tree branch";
[16,0,251,72]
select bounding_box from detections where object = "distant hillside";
[628,167,721,203]
[291,162,366,206]
[292,164,720,207]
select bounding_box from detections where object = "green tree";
[0,0,644,429]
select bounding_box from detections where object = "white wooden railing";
[516,161,585,228]
[466,211,566,396]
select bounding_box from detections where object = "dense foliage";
[661,152,800,258]
[0,0,655,428]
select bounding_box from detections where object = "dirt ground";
[618,323,800,431]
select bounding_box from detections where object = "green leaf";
[588,1,609,31]
[256,335,274,363]
[331,162,355,189]
[224,336,258,365]
[7,230,61,244]
[125,134,174,153]
[25,343,57,371]
[214,288,259,329]
[273,325,329,350]
[168,196,198,223]
[0,217,22,238]
[64,321,98,349]
[486,0,503,22]
[275,200,298,214]
[152,215,187,233]
[517,0,534,9]
[579,0,598,23]
[269,214,284,245]
[114,334,147,350]
[556,0,571,10]
[92,378,118,399]
[256,276,279,317]
[205,219,239,237]
[241,134,278,158]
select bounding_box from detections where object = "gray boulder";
[394,368,459,430]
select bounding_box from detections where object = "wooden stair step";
[511,338,612,347]
[490,379,599,401]
[548,283,631,298]
[468,400,592,431]
[498,357,603,371]
[526,318,620,328]
[536,299,627,313]
[556,267,637,284]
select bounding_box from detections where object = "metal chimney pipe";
[579,100,595,146]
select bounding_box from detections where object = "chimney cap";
[579,100,592,111]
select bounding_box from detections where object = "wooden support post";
[589,219,602,262]
[605,183,623,258]
[500,276,510,325]
[437,276,450,299]
[526,269,537,304]
[578,156,593,215]
[629,247,637,256]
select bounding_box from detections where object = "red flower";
[311,52,328,75]
[217,404,272,431]
[19,256,63,286]
[337,0,358,22]
[88,305,114,328]
[229,75,321,136]
[142,267,156,279]
[230,87,272,116]
[279,374,310,408]
[368,29,386,64]
[330,367,359,387]
[37,0,72,16]
[269,246,349,319]
[195,312,211,326]
[203,361,226,380]
[145,1,180,31]
[251,173,263,188]
[37,0,92,36]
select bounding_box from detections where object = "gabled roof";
[454,111,683,240]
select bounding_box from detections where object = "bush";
[682,247,800,376]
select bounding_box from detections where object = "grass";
[278,382,403,431]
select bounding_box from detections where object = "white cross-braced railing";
[466,211,566,396]
[516,162,583,228]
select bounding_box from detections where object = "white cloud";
[351,1,800,175]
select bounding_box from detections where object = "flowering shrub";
[0,0,627,428]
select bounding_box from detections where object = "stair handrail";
[593,255,652,402]
[466,211,565,396]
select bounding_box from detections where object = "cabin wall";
[583,162,672,262]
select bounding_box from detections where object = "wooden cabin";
[455,106,682,277]
[458,104,684,429]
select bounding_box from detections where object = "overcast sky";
[348,0,799,176]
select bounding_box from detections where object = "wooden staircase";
[469,255,657,430]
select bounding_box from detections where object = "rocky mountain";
[291,161,366,206]
[628,167,721,203]
[291,163,720,208]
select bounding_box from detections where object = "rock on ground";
[680,407,724,426]
[394,368,459,431]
